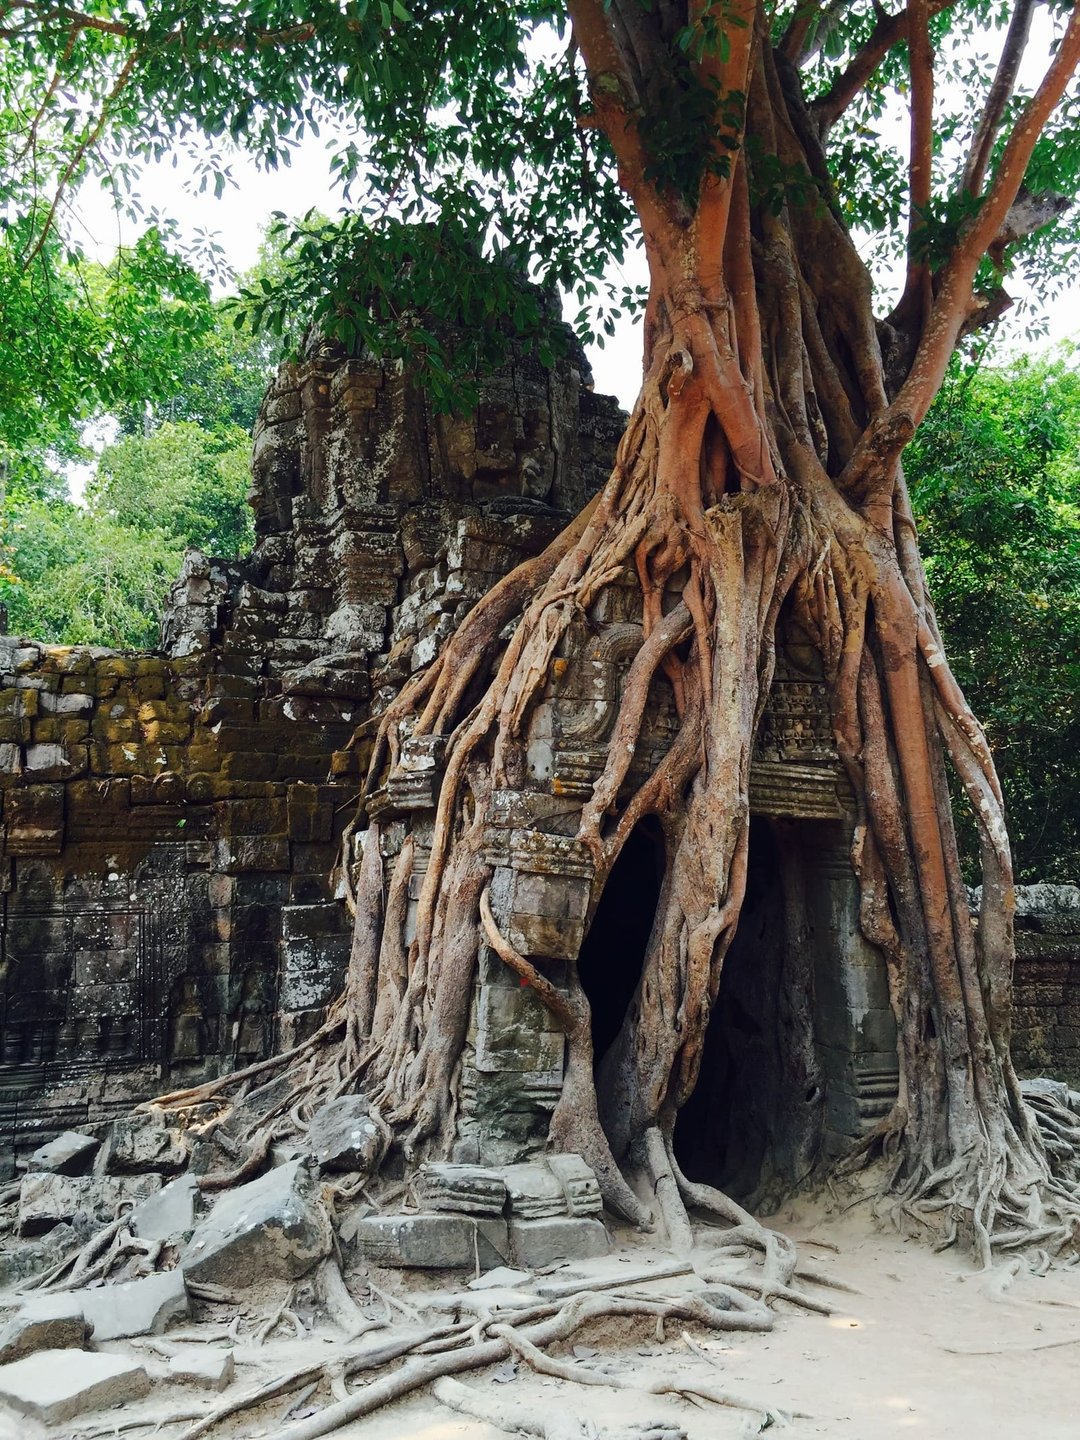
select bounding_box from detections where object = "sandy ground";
[7,1197,1080,1440]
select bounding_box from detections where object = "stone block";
[0,1294,90,1363]
[181,1158,332,1285]
[345,1213,509,1270]
[0,1223,79,1289]
[4,783,64,854]
[0,1349,150,1425]
[545,1154,603,1217]
[167,1346,235,1390]
[501,1162,566,1219]
[76,1268,189,1341]
[308,1095,382,1174]
[128,1173,199,1244]
[414,1164,508,1216]
[99,1111,188,1175]
[474,986,565,1076]
[508,1218,609,1267]
[214,835,291,872]
[25,1130,98,1176]
[18,1174,161,1236]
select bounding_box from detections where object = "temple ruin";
[0,325,1075,1197]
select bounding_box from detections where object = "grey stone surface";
[181,1158,332,1285]
[307,1095,381,1173]
[167,1345,235,1390]
[508,1218,609,1267]
[415,1163,507,1216]
[25,1131,99,1177]
[75,1268,189,1341]
[99,1111,188,1174]
[129,1173,199,1244]
[545,1154,603,1217]
[501,1162,568,1219]
[17,1173,161,1236]
[0,1348,150,1424]
[0,1293,89,1363]
[345,1213,510,1269]
[0,1222,78,1290]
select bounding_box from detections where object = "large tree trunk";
[153,9,1080,1263]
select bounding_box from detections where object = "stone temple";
[0,321,1074,1195]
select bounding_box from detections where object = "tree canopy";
[2,1,1078,407]
[907,348,1080,883]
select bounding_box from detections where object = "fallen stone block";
[308,1095,382,1174]
[181,1158,332,1285]
[0,1223,79,1290]
[501,1162,567,1219]
[25,1131,99,1177]
[167,1345,235,1391]
[508,1218,609,1268]
[0,1349,150,1425]
[415,1163,508,1216]
[18,1173,161,1236]
[345,1213,509,1270]
[545,1154,603,1217]
[99,1111,188,1175]
[75,1268,189,1342]
[0,1293,90,1363]
[129,1173,199,1245]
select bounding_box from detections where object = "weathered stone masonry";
[0,330,623,1173]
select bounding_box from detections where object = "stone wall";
[1009,885,1080,1085]
[0,326,623,1174]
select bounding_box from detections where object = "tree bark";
[152,0,1080,1260]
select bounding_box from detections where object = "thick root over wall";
[140,11,1080,1272]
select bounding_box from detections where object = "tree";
[91,420,254,557]
[0,498,183,647]
[5,0,1080,1268]
[907,349,1080,884]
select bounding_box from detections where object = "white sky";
[69,11,1080,416]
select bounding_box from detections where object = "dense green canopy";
[2,1,1078,416]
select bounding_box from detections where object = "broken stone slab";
[0,1349,150,1425]
[414,1163,508,1217]
[307,1095,382,1174]
[75,1268,189,1342]
[508,1218,610,1268]
[17,1173,162,1237]
[501,1162,568,1219]
[98,1111,188,1175]
[545,1154,603,1217]
[24,1131,99,1177]
[0,1293,90,1364]
[166,1345,235,1391]
[0,1223,79,1290]
[181,1158,332,1286]
[128,1173,199,1245]
[345,1213,510,1270]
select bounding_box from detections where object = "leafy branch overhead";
[1,0,1078,411]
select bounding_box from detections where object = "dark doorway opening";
[674,818,823,1211]
[578,818,665,1072]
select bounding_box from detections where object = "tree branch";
[962,0,1037,196]
[841,0,1080,478]
[19,50,138,272]
[896,0,935,326]
[811,0,956,134]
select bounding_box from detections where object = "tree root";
[172,1286,799,1440]
[492,1319,804,1426]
